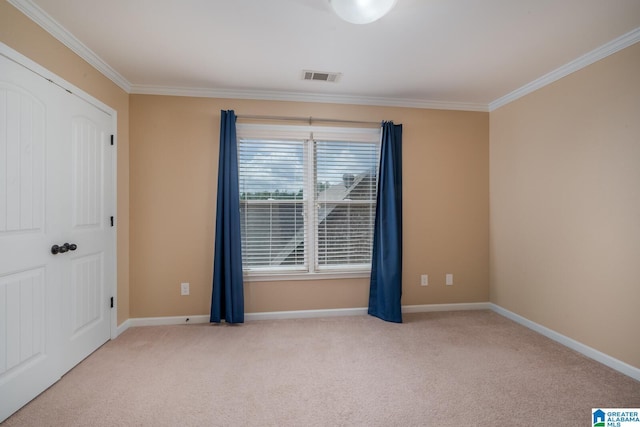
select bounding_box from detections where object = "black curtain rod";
[236,114,381,126]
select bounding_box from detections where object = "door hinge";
[110,297,114,308]
[110,216,114,227]
[110,135,114,146]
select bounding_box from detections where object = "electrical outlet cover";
[181,282,190,295]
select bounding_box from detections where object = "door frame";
[1,42,118,339]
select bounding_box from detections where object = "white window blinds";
[239,139,306,271]
[237,124,380,276]
[314,140,378,269]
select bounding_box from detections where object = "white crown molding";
[8,0,484,113]
[489,26,640,111]
[7,0,485,112]
[6,0,488,113]
[130,84,489,112]
[8,0,132,93]
[11,0,638,113]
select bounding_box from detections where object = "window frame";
[236,124,381,281]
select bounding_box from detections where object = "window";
[237,124,381,279]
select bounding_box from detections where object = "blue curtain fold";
[368,121,403,323]
[210,110,244,323]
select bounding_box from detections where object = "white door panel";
[71,115,105,229]
[0,83,45,234]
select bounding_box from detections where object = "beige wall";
[0,2,130,325]
[2,1,488,324]
[130,96,489,317]
[490,42,640,368]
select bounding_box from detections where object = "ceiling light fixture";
[329,0,398,25]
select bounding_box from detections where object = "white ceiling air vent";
[302,70,342,83]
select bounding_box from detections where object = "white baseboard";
[246,307,368,321]
[403,302,491,313]
[128,315,210,328]
[121,302,491,329]
[115,319,131,337]
[490,303,640,382]
[248,302,491,320]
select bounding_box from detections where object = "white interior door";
[0,51,115,422]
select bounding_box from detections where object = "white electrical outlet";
[181,282,190,296]
[421,274,428,286]
[446,274,453,286]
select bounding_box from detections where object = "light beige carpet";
[3,311,639,426]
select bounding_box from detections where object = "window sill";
[243,271,371,282]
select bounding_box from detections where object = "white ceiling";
[14,0,640,111]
